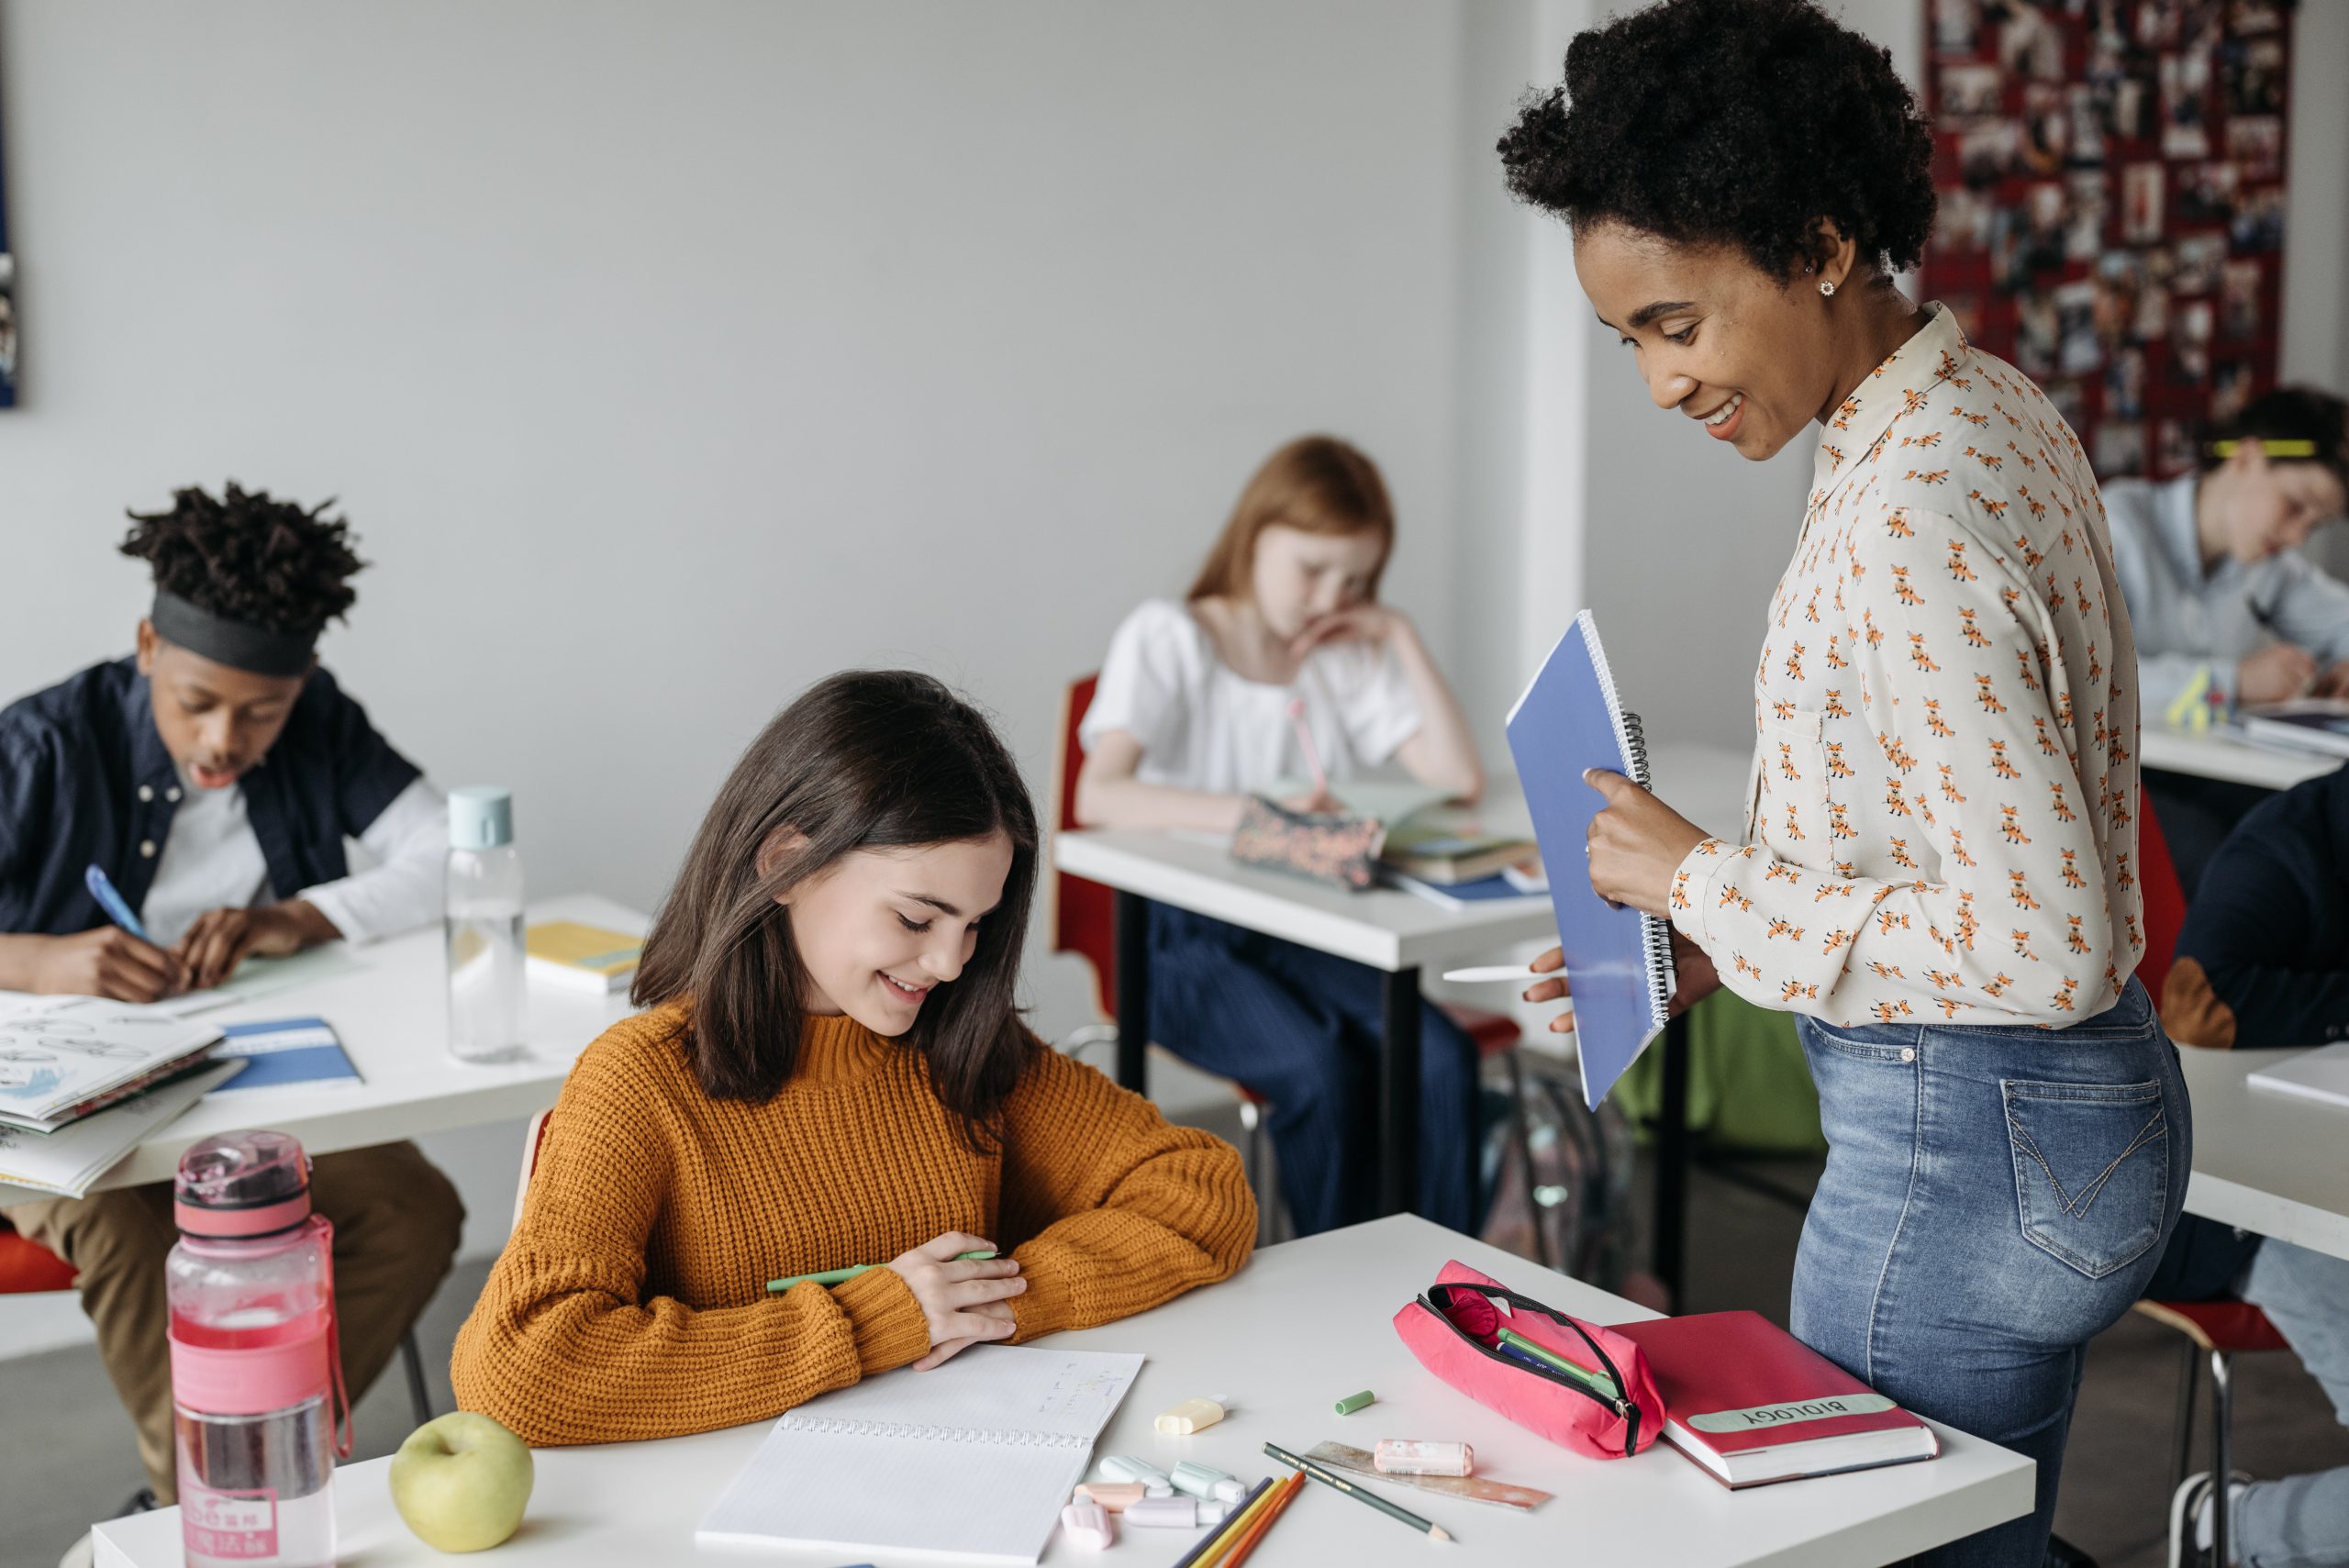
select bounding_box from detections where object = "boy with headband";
[0,484,462,1545]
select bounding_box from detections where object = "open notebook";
[696,1344,1143,1562]
[1507,610,1677,1109]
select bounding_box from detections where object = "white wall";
[0,0,1514,1027]
[0,0,1542,1347]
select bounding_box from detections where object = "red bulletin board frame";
[1917,0,2292,482]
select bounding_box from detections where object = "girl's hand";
[1290,604,1412,658]
[1584,770,1707,917]
[1276,786,1344,815]
[1523,930,1723,1035]
[886,1232,1024,1369]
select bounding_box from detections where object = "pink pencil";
[1286,697,1328,795]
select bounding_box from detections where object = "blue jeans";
[1144,902,1480,1236]
[2235,1239,2349,1567]
[1792,978,2190,1568]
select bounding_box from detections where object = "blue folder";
[1506,611,1675,1109]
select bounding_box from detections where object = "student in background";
[0,484,462,1536]
[2108,387,2349,889]
[2149,770,2349,1568]
[452,671,1252,1444]
[1072,435,1486,1237]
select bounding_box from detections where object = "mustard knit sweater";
[450,1005,1256,1445]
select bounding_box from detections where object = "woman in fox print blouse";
[1500,6,2187,1567]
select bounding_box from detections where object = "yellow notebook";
[525,921,642,994]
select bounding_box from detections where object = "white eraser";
[1124,1496,1199,1529]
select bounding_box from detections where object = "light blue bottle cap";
[448,786,514,851]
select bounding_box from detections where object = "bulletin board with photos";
[1919,0,2291,483]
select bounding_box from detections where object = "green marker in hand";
[767,1249,996,1293]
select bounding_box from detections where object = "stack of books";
[0,996,243,1196]
[1379,822,1545,911]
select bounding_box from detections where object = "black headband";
[150,591,316,678]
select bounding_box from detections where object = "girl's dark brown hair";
[1186,435,1396,604]
[633,670,1040,1148]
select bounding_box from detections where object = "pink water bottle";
[167,1130,351,1568]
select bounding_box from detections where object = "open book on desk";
[697,1343,1143,1562]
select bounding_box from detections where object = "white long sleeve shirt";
[1670,305,2144,1029]
[143,774,448,948]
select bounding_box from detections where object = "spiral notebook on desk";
[696,1344,1143,1562]
[1507,609,1676,1110]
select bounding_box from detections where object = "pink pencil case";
[1393,1259,1664,1460]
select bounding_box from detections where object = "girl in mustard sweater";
[451,671,1255,1445]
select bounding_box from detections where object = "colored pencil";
[1223,1468,1307,1568]
[1171,1475,1274,1568]
[1264,1440,1453,1541]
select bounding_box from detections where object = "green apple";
[389,1411,535,1552]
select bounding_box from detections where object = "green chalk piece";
[1334,1389,1376,1416]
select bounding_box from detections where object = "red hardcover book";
[1612,1310,1938,1488]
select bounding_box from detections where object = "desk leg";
[1114,891,1150,1095]
[1379,968,1422,1218]
[1651,1011,1691,1304]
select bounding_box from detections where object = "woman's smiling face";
[1574,221,1845,464]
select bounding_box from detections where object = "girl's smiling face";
[777,832,1013,1036]
[1573,221,1851,464]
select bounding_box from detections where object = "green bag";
[1611,989,1825,1154]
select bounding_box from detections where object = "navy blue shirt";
[2176,764,2349,1046]
[0,657,421,937]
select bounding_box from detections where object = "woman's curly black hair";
[1498,0,1937,282]
[118,484,366,640]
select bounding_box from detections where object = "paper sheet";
[696,1345,1143,1563]
[150,945,368,1017]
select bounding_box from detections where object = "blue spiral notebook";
[1506,610,1676,1109]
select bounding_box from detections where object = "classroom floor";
[5,1153,2343,1568]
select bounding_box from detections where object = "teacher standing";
[1501,4,2187,1564]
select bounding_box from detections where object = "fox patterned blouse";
[1668,304,2144,1030]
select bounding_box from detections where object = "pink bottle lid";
[173,1129,313,1240]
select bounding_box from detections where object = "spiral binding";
[1622,710,1678,1031]
[1578,606,1677,1033]
[774,1414,1086,1449]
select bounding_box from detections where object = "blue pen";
[84,864,154,944]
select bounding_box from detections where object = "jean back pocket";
[2003,1077,2169,1280]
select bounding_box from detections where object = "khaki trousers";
[5,1140,464,1502]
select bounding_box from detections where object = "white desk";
[2141,727,2340,792]
[2178,1046,2349,1263]
[0,895,645,1207]
[1055,785,1556,1218]
[94,1215,2032,1568]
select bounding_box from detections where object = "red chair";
[1049,676,1532,1249]
[2131,784,2281,1568]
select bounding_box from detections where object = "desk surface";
[2141,727,2340,792]
[96,1216,2030,1568]
[0,895,645,1207]
[1053,751,1754,974]
[2180,1046,2349,1262]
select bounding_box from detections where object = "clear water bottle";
[167,1130,346,1568]
[446,785,526,1062]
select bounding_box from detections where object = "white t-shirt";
[142,772,450,949]
[1080,598,1422,795]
